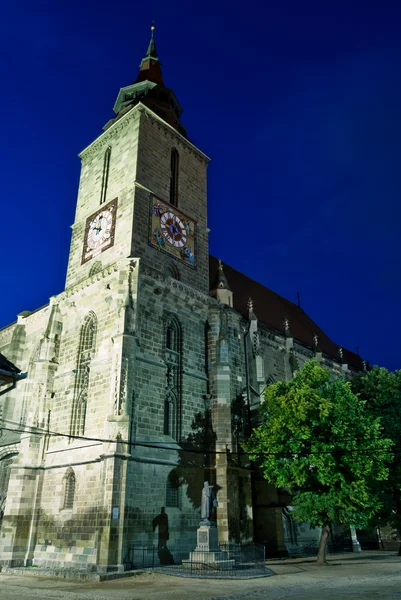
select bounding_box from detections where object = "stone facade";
[0,38,365,571]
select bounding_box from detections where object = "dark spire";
[110,24,186,137]
[144,23,158,61]
[135,24,164,86]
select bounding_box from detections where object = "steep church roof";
[209,256,362,371]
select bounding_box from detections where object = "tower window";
[62,468,76,510]
[169,148,179,207]
[100,146,111,205]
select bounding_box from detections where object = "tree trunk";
[317,525,330,565]
[398,542,401,557]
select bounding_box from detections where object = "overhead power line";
[0,418,396,459]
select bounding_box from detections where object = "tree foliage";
[351,367,401,542]
[244,360,392,561]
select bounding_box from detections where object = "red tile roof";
[209,256,362,371]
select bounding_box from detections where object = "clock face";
[87,210,113,250]
[149,197,196,268]
[160,212,187,248]
[81,198,117,264]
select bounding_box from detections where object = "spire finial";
[142,22,158,62]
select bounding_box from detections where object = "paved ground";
[1,552,401,599]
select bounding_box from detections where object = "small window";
[164,393,177,438]
[63,468,76,510]
[100,146,111,205]
[169,149,179,207]
[166,471,180,508]
[165,263,180,281]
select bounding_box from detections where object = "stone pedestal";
[182,525,235,570]
[350,526,362,553]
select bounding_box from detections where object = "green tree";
[351,366,401,553]
[244,360,392,564]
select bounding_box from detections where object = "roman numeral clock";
[149,197,196,267]
[81,199,117,264]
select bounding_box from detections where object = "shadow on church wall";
[173,408,218,510]
[152,506,174,565]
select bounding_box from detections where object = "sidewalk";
[0,551,400,600]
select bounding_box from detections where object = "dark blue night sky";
[1,1,400,370]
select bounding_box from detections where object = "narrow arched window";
[165,263,180,281]
[169,148,179,207]
[164,391,177,438]
[71,312,97,437]
[100,146,111,205]
[166,320,180,351]
[166,470,180,508]
[63,468,76,510]
[164,316,182,440]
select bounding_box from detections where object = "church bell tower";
[65,25,210,293]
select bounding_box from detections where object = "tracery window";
[0,455,16,522]
[164,316,182,440]
[169,148,179,207]
[70,312,97,437]
[62,468,76,510]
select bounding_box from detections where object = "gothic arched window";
[62,468,76,510]
[164,390,178,438]
[166,470,180,508]
[165,263,180,281]
[89,261,102,277]
[100,146,111,205]
[71,312,97,437]
[166,317,180,352]
[169,148,179,207]
[164,316,182,440]
[0,454,16,521]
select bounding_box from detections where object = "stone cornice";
[59,261,123,302]
[79,103,210,164]
[293,342,314,359]
[78,107,140,160]
[138,105,210,163]
[141,264,215,307]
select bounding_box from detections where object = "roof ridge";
[209,255,302,311]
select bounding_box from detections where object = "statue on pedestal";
[200,481,218,525]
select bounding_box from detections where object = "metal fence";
[280,535,381,558]
[123,542,272,578]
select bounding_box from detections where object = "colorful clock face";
[160,212,187,247]
[81,198,117,264]
[149,197,196,268]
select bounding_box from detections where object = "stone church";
[0,29,363,570]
